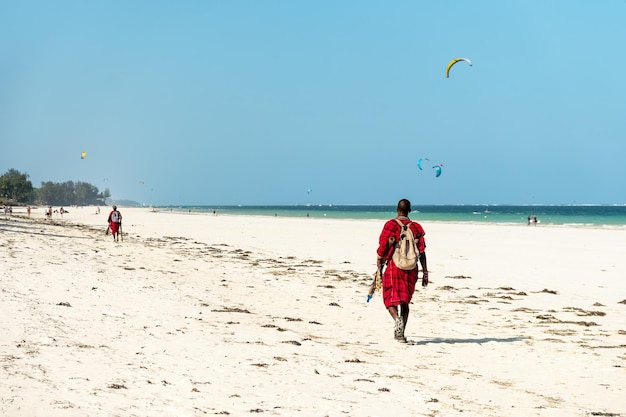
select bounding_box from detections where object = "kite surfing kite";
[417,157,430,171]
[446,57,472,78]
[81,151,87,159]
[432,164,443,178]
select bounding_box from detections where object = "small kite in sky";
[417,157,430,171]
[433,164,443,178]
[446,58,472,78]
[81,151,87,159]
[307,188,312,195]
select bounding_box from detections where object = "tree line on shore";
[0,168,110,206]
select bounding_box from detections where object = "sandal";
[394,316,405,340]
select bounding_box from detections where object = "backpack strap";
[393,219,414,248]
[394,218,412,232]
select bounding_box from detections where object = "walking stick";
[366,236,396,302]
[366,266,383,302]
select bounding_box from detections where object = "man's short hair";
[397,199,411,215]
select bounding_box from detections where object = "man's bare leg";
[388,305,406,341]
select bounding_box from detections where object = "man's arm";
[419,252,428,287]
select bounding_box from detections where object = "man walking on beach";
[107,205,122,242]
[376,199,428,342]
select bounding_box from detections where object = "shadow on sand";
[409,336,528,346]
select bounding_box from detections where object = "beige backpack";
[392,219,419,270]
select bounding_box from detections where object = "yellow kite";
[446,58,472,78]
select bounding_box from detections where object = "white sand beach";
[1,207,625,416]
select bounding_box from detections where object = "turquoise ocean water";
[163,205,626,228]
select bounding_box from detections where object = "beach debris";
[211,307,251,313]
[536,314,561,323]
[329,302,340,307]
[545,328,577,336]
[539,288,558,295]
[282,340,302,346]
[618,299,626,304]
[512,307,539,314]
[570,321,600,327]
[108,383,127,390]
[462,298,489,304]
[446,275,471,279]
[562,306,606,317]
[536,314,599,327]
[446,57,472,78]
[56,302,72,307]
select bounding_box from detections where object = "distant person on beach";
[27,206,31,217]
[533,215,538,226]
[375,198,428,342]
[107,205,122,242]
[45,206,52,220]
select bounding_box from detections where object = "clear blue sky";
[2,1,625,206]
